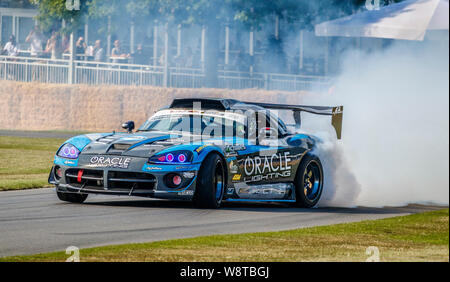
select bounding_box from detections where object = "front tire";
[193,153,225,209]
[294,153,324,208]
[57,191,88,203]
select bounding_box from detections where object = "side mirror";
[259,127,278,139]
[122,121,135,133]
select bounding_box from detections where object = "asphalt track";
[0,131,446,257]
[0,188,445,257]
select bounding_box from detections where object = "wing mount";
[245,102,344,140]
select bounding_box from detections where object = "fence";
[1,55,331,91]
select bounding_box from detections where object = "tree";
[155,0,311,87]
[150,0,405,87]
[31,0,405,87]
[31,0,89,34]
[120,0,377,87]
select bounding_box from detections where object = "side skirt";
[224,199,296,203]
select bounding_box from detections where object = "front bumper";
[50,155,200,200]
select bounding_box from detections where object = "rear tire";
[294,153,324,208]
[57,191,88,203]
[193,153,225,209]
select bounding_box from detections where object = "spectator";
[61,35,70,54]
[111,40,130,63]
[75,36,87,59]
[45,33,62,59]
[85,44,94,57]
[45,31,56,51]
[2,35,19,57]
[93,40,104,62]
[26,26,45,57]
[111,40,129,57]
[132,44,147,65]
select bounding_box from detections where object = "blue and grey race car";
[49,98,343,208]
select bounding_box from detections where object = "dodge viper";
[49,98,343,208]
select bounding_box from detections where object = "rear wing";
[246,102,344,140]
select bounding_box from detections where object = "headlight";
[57,143,80,159]
[149,151,193,164]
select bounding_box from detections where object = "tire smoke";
[301,38,449,207]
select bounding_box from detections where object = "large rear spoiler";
[246,102,344,140]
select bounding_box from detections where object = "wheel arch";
[293,151,324,208]
[199,150,229,189]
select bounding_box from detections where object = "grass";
[0,136,65,190]
[2,209,448,262]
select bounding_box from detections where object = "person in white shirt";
[26,26,44,57]
[2,35,19,57]
[93,40,104,62]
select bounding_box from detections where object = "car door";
[233,110,296,184]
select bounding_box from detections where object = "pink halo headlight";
[149,151,192,164]
[166,153,174,162]
[57,143,80,159]
[178,153,186,163]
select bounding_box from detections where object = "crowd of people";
[0,27,134,64]
[1,26,324,75]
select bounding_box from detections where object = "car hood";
[80,131,202,158]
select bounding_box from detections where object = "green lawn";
[0,136,65,190]
[2,209,448,262]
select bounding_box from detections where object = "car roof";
[169,98,264,111]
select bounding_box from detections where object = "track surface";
[0,188,444,257]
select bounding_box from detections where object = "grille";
[65,169,156,192]
[108,171,156,191]
[66,169,103,190]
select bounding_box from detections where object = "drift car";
[49,98,343,208]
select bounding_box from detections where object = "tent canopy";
[315,0,449,41]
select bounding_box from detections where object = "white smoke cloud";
[300,37,449,207]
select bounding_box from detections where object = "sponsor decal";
[226,187,235,195]
[176,166,190,170]
[232,174,241,181]
[64,160,76,165]
[236,183,292,199]
[243,152,292,182]
[195,144,211,153]
[224,145,246,156]
[178,190,194,196]
[182,171,196,178]
[89,156,131,169]
[229,160,239,174]
[145,166,162,171]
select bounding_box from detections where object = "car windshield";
[138,114,247,138]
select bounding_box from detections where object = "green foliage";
[30,0,405,86]
[31,0,89,34]
[31,0,389,33]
